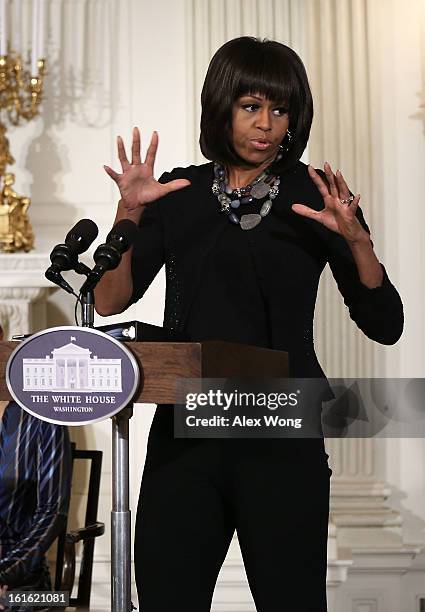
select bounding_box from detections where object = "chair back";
[54,443,104,609]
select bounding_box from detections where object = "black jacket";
[129,160,403,392]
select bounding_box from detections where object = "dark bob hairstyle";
[200,36,313,174]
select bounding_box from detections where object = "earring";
[279,129,293,154]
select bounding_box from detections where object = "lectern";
[1,339,288,612]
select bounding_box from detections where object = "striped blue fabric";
[0,402,72,589]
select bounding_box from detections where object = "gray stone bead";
[251,181,270,199]
[260,200,272,217]
[240,214,261,230]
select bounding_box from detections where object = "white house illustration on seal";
[22,336,122,392]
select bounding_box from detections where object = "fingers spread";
[145,131,159,169]
[307,165,331,200]
[324,162,339,198]
[132,126,141,165]
[117,135,129,171]
[291,202,322,221]
[350,193,361,213]
[164,178,191,193]
[336,169,351,199]
[103,165,120,182]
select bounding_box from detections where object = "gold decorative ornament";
[0,52,45,253]
[0,172,34,252]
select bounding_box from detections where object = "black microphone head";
[65,218,99,254]
[83,219,139,293]
[106,219,139,252]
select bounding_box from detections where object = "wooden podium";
[0,340,288,612]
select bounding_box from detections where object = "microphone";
[48,219,99,271]
[80,219,138,294]
[45,219,99,294]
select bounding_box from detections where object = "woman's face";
[230,92,290,167]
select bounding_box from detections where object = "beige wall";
[365,0,425,548]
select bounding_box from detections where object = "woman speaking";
[95,37,403,612]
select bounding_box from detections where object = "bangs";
[235,64,294,109]
[232,44,299,109]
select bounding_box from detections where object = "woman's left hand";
[292,162,370,244]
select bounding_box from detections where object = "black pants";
[134,406,332,612]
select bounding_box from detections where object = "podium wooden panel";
[0,340,289,403]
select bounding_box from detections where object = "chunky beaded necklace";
[212,157,281,230]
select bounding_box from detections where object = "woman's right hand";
[103,127,191,211]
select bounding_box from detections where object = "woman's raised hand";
[292,163,369,244]
[103,127,191,211]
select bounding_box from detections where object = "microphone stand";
[80,275,135,612]
[44,230,137,611]
[80,289,95,328]
[77,262,95,328]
